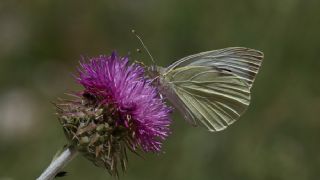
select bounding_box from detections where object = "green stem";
[37,145,78,180]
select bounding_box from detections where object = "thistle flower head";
[56,52,171,176]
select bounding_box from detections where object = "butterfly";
[146,47,263,132]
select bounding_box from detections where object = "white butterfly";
[147,47,263,132]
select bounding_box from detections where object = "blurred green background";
[0,0,319,179]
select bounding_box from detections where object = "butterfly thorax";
[144,65,164,79]
[145,65,171,91]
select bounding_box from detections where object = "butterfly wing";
[161,47,263,131]
[165,47,263,89]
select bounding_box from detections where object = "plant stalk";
[37,145,78,180]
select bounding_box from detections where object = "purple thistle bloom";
[77,52,172,152]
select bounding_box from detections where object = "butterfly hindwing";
[163,66,250,131]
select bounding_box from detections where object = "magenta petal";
[77,52,172,152]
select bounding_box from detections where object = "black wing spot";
[219,68,232,73]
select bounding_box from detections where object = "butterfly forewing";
[165,47,263,88]
[159,47,263,132]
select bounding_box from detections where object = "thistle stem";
[37,145,78,180]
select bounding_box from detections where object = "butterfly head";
[146,64,161,79]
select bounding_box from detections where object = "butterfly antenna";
[131,29,156,64]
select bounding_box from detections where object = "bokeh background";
[0,0,319,180]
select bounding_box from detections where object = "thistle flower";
[56,52,171,176]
